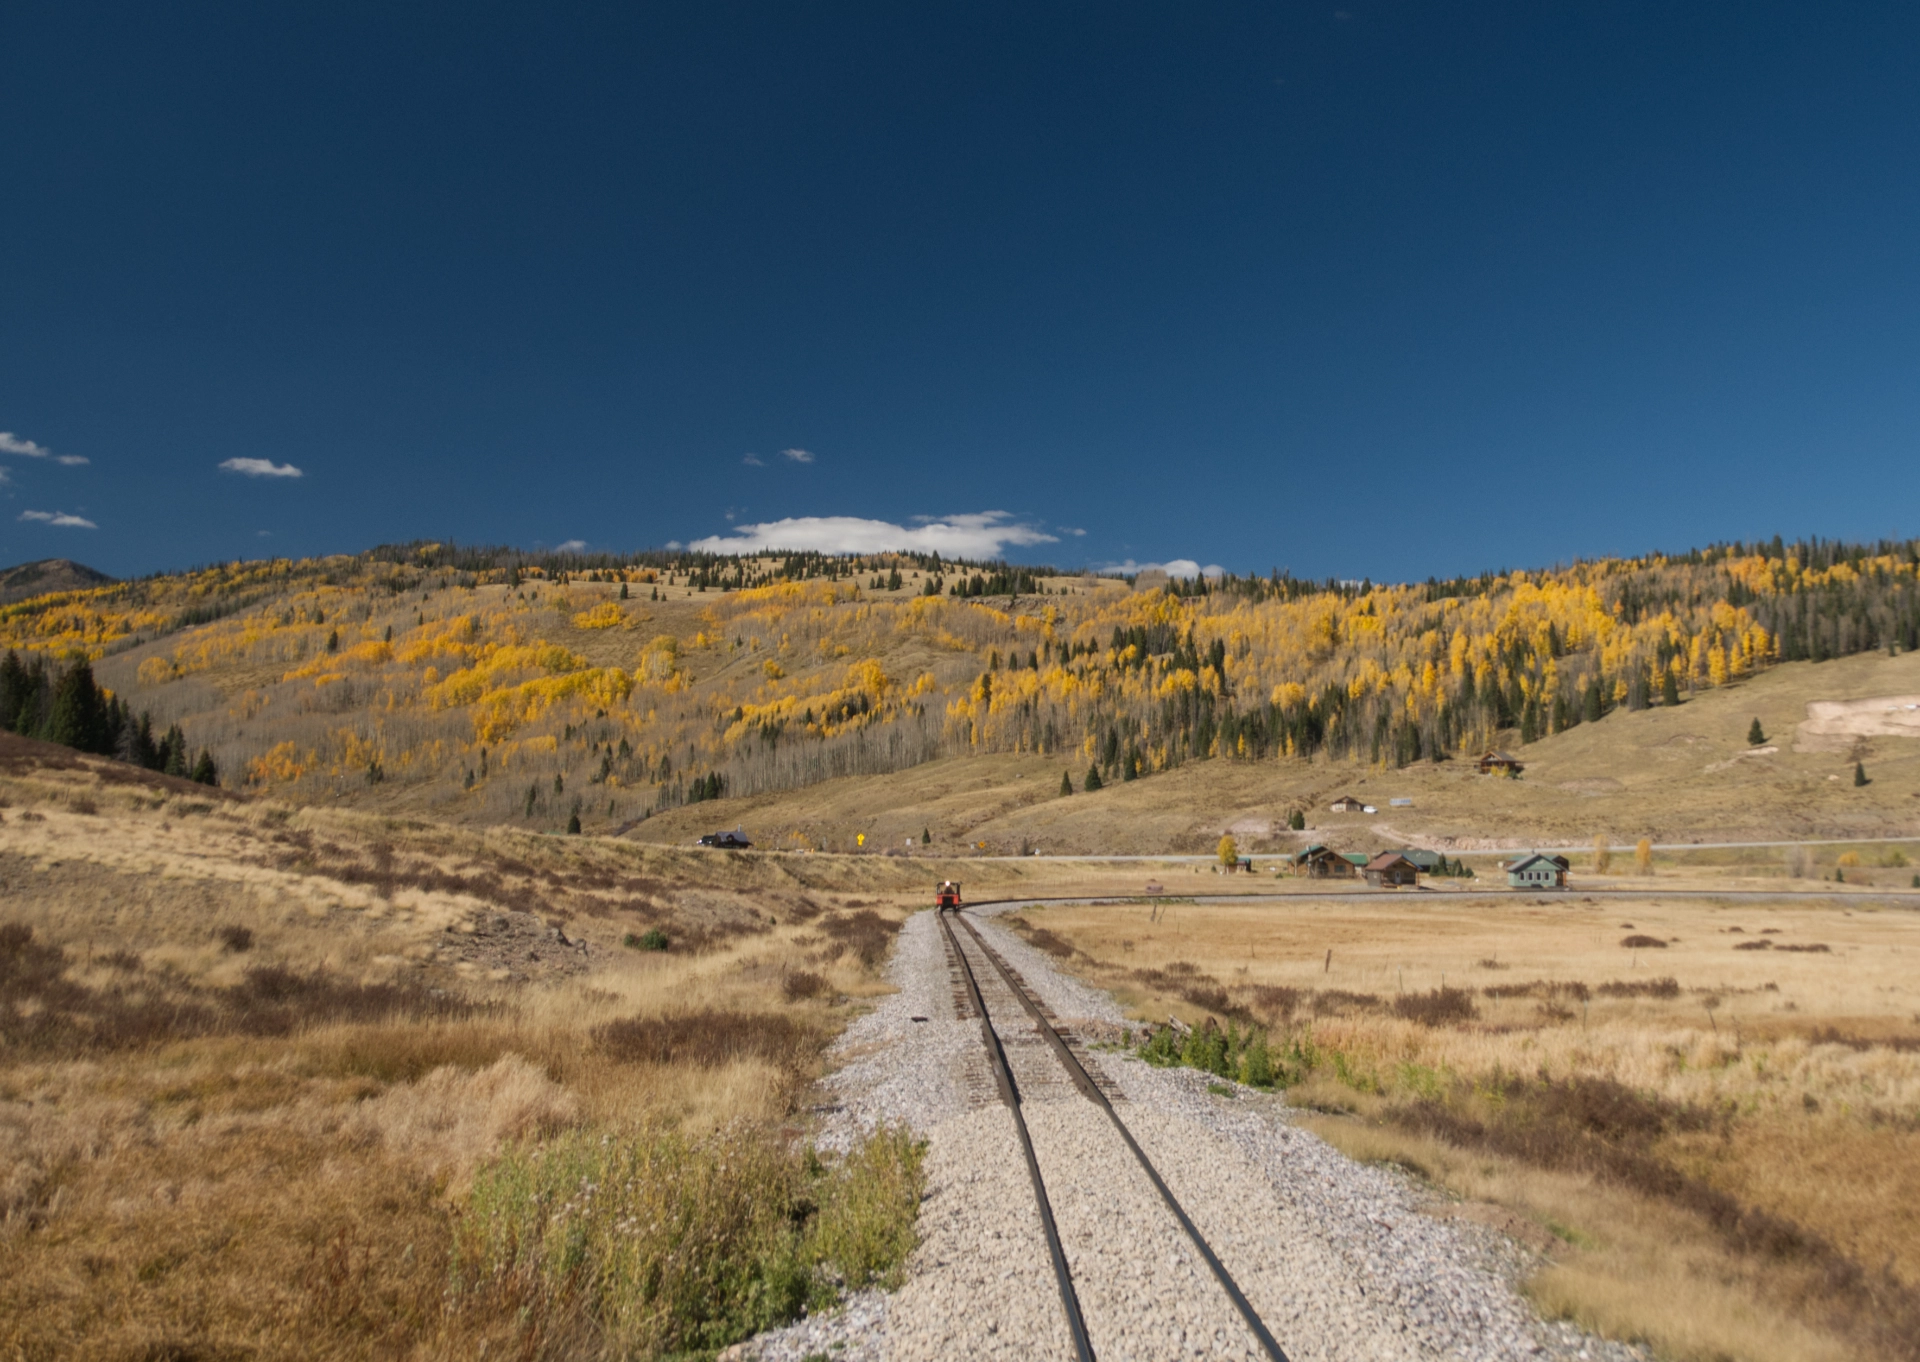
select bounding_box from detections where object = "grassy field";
[0,731,991,1361]
[1000,891,1920,1362]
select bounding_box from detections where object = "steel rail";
[935,907,1096,1362]
[952,909,1293,1362]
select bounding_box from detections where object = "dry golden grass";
[0,743,934,1360]
[1012,892,1920,1362]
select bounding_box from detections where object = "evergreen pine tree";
[0,651,26,731]
[921,827,931,845]
[1060,770,1073,796]
[161,727,188,778]
[1661,669,1681,707]
[326,629,339,653]
[46,661,113,754]
[129,712,159,769]
[1288,809,1305,831]
[190,750,218,786]
[620,582,629,599]
[1584,679,1604,723]
[1084,765,1103,792]
[1854,761,1868,786]
[1748,718,1767,746]
[567,810,581,835]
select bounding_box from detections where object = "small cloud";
[1059,526,1088,537]
[555,539,588,553]
[256,530,273,537]
[1095,558,1223,580]
[19,509,98,529]
[0,467,9,486]
[780,447,815,464]
[219,457,303,478]
[665,540,684,551]
[0,432,53,458]
[742,453,765,467]
[690,510,1055,558]
[1,431,85,464]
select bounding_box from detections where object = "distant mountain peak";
[0,558,116,605]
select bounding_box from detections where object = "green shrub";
[622,927,670,951]
[454,1122,925,1356]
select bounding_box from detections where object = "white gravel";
[738,906,1649,1362]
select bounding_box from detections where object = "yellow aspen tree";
[1218,834,1239,868]
[1634,837,1653,876]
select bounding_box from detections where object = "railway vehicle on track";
[935,880,962,910]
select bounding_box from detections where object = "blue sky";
[3,3,1918,581]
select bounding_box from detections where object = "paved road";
[967,887,1920,906]
[962,832,1920,863]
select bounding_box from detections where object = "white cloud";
[0,432,52,457]
[689,511,1057,559]
[1096,559,1224,580]
[0,432,87,465]
[556,539,588,552]
[780,447,815,464]
[1060,526,1087,537]
[219,457,303,478]
[19,509,98,529]
[741,452,765,467]
[0,467,9,485]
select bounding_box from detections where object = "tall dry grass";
[1012,895,1920,1362]
[0,757,927,1360]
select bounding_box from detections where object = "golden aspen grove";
[4,536,1918,834]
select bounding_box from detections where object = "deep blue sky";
[3,3,1918,581]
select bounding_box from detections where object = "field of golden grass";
[1005,891,1920,1362]
[0,733,991,1360]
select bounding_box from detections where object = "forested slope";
[1,537,1915,832]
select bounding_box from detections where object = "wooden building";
[1295,844,1359,878]
[1476,751,1525,777]
[1363,852,1420,888]
[1328,795,1367,813]
[1505,852,1569,889]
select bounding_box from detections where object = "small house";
[1295,844,1358,879]
[1477,751,1525,777]
[1505,852,1569,889]
[1363,852,1419,888]
[1329,795,1366,813]
[1391,849,1444,874]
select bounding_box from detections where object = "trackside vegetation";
[455,1123,926,1356]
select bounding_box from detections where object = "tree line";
[0,651,219,785]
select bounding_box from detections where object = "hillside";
[0,557,114,605]
[0,537,1915,848]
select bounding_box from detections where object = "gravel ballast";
[740,906,1646,1362]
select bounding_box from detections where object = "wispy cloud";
[219,457,303,478]
[741,452,766,467]
[556,539,588,553]
[780,447,815,464]
[0,432,88,465]
[19,509,98,529]
[1096,558,1223,580]
[690,511,1055,558]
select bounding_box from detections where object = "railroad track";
[935,905,1291,1362]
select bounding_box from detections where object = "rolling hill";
[0,537,1914,851]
